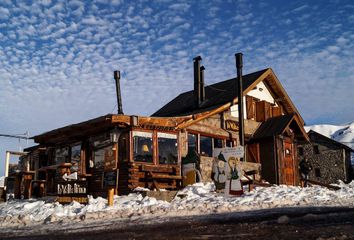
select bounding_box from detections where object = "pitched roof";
[152,69,269,117]
[307,130,353,152]
[252,114,295,139]
[252,113,309,141]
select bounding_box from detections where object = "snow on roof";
[0,181,354,228]
[305,121,354,150]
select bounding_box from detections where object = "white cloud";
[0,7,10,19]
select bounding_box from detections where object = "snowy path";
[2,206,354,239]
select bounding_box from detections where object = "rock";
[80,214,86,221]
[277,215,289,224]
[44,215,57,224]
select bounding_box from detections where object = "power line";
[0,133,29,140]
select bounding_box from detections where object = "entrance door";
[283,139,295,185]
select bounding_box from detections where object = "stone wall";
[298,134,351,184]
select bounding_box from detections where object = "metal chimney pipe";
[193,56,202,108]
[114,70,124,115]
[235,53,245,156]
[200,66,205,102]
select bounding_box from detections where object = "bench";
[140,165,182,190]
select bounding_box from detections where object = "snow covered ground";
[0,181,354,228]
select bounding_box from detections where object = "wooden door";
[282,139,295,185]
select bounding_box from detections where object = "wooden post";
[107,188,114,206]
[5,151,10,178]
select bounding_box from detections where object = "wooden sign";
[56,178,88,204]
[57,196,88,204]
[104,148,117,171]
[103,170,118,188]
[225,120,239,131]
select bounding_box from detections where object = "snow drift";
[0,181,354,228]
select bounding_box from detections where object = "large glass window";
[188,134,197,153]
[158,133,177,164]
[71,144,81,172]
[91,136,112,168]
[226,140,233,147]
[200,136,213,157]
[94,145,113,168]
[213,138,223,148]
[133,131,153,163]
[55,147,69,164]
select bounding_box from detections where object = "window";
[133,131,153,163]
[119,132,130,162]
[315,168,321,177]
[226,140,233,147]
[93,145,113,168]
[55,147,69,164]
[200,135,212,157]
[92,136,112,168]
[213,138,223,148]
[285,148,291,156]
[158,133,178,164]
[298,147,304,156]
[71,144,81,172]
[187,134,197,154]
[313,145,320,154]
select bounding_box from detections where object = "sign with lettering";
[103,170,118,188]
[225,120,239,131]
[57,181,87,195]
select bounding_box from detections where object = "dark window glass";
[133,131,153,163]
[315,168,321,177]
[119,132,129,162]
[200,136,213,157]
[55,147,69,164]
[313,145,320,154]
[158,133,178,165]
[298,147,304,156]
[226,140,233,147]
[94,146,112,168]
[213,138,223,148]
[71,144,81,172]
[188,134,197,153]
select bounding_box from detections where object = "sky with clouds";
[1,0,354,175]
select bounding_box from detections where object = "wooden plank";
[141,164,175,173]
[150,173,182,180]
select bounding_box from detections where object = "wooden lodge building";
[15,56,309,201]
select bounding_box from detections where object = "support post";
[5,151,10,178]
[235,53,245,161]
[107,188,114,206]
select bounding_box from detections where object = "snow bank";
[1,181,354,228]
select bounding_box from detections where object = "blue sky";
[1,0,354,175]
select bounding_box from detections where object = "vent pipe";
[200,65,205,102]
[193,56,202,108]
[114,70,124,115]
[235,53,245,157]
